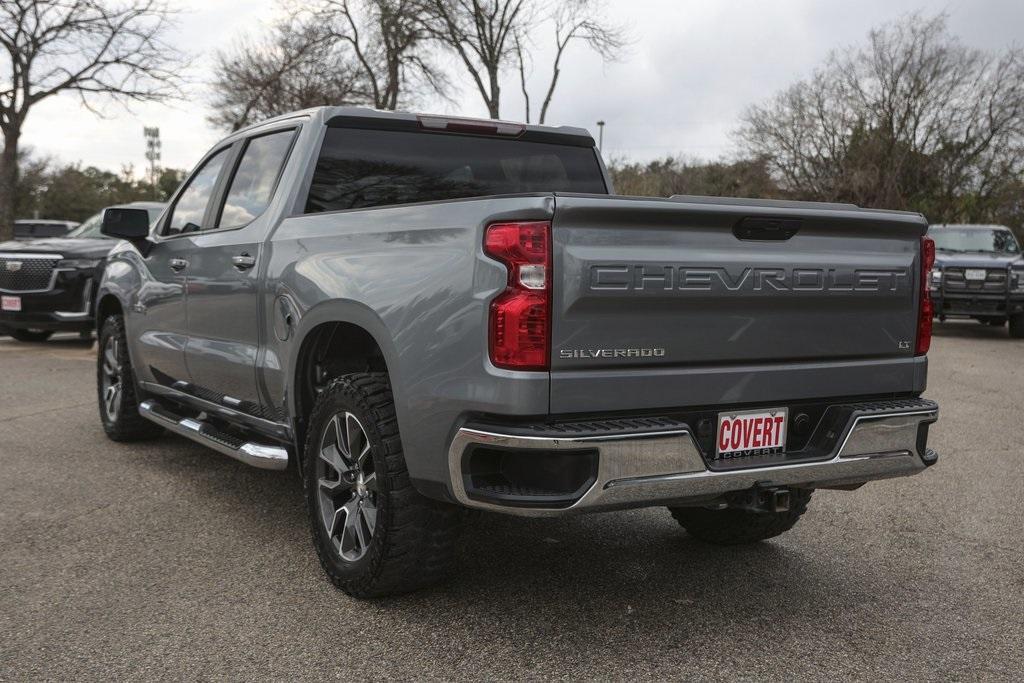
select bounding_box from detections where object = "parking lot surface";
[1,323,1022,681]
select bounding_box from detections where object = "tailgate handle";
[734,217,801,241]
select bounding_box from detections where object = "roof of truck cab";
[227,106,595,146]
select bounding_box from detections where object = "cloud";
[18,0,1024,172]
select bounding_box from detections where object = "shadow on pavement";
[932,320,1015,340]
[0,332,95,348]
[140,433,877,647]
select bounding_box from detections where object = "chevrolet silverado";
[94,107,940,597]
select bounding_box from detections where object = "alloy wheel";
[316,412,378,562]
[100,336,123,421]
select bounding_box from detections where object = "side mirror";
[101,208,151,241]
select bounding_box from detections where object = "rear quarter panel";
[263,196,555,488]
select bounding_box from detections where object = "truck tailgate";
[550,194,929,412]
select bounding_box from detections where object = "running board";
[139,400,289,470]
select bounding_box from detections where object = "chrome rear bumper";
[447,400,938,516]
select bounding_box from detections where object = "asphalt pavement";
[1,322,1022,681]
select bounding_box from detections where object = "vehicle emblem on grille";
[5,261,22,272]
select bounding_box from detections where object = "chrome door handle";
[169,258,189,272]
[232,254,256,270]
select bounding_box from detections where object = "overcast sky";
[18,0,1024,175]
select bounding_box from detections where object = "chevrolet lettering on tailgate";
[589,265,910,293]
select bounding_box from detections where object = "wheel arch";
[290,311,398,462]
[95,292,124,329]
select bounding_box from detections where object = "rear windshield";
[305,128,606,213]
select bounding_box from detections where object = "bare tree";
[0,0,184,240]
[530,0,625,124]
[428,0,529,119]
[209,18,364,131]
[319,0,445,111]
[210,1,444,131]
[430,0,624,123]
[513,30,531,122]
[737,13,1024,223]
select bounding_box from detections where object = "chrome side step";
[139,400,289,470]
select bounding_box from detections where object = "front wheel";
[1010,314,1024,339]
[303,373,464,598]
[668,489,813,545]
[97,315,163,441]
[9,328,53,342]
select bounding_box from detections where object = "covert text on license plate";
[716,408,787,459]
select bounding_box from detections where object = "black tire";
[303,372,464,598]
[668,489,813,545]
[97,315,163,441]
[1010,314,1024,339]
[9,328,53,342]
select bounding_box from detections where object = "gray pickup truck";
[95,107,939,597]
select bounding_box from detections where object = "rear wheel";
[668,489,813,545]
[97,315,163,441]
[303,372,464,598]
[1010,314,1024,339]
[9,328,53,342]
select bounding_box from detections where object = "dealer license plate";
[716,408,788,459]
[1,296,21,312]
[965,268,987,282]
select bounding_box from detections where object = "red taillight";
[916,235,935,355]
[484,221,551,370]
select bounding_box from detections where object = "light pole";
[596,120,605,152]
[144,126,161,199]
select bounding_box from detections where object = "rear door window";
[305,128,606,213]
[217,129,295,230]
